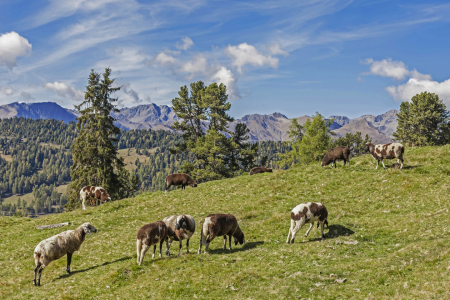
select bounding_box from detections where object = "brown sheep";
[136,221,169,265]
[321,146,350,168]
[197,214,245,254]
[165,173,197,193]
[249,166,273,175]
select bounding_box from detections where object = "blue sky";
[0,0,449,119]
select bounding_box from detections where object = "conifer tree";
[67,68,137,210]
[393,92,450,146]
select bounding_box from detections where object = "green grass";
[1,145,450,299]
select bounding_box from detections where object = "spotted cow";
[80,186,111,210]
[365,142,404,170]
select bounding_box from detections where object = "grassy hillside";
[1,145,450,299]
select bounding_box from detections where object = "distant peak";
[271,112,288,119]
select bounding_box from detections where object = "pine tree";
[67,68,137,210]
[393,92,450,146]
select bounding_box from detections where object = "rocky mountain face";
[0,102,398,143]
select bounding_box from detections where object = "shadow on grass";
[55,256,131,280]
[305,224,355,242]
[208,241,264,255]
[401,165,421,170]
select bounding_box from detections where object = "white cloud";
[386,78,450,105]
[363,58,410,80]
[43,82,84,101]
[21,91,35,101]
[0,32,32,69]
[180,54,208,78]
[267,44,289,57]
[224,43,279,73]
[1,86,16,96]
[212,66,240,100]
[176,37,194,50]
[154,52,178,66]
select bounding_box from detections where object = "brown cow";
[80,186,111,210]
[365,142,404,170]
[165,173,197,193]
[249,166,273,175]
[321,146,350,168]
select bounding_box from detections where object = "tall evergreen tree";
[394,92,450,146]
[67,68,137,210]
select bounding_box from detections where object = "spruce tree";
[67,68,137,210]
[393,92,450,146]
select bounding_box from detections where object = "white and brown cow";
[365,142,404,170]
[286,202,328,243]
[80,186,111,210]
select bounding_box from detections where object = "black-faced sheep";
[165,173,197,193]
[162,214,196,256]
[249,166,273,175]
[80,186,111,210]
[136,221,169,265]
[321,146,350,168]
[365,142,404,170]
[197,214,244,254]
[33,222,97,286]
[286,202,328,243]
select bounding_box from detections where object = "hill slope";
[1,145,449,299]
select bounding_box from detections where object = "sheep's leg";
[159,241,163,258]
[186,239,190,254]
[205,233,215,253]
[334,161,337,168]
[376,160,380,169]
[37,266,44,286]
[223,236,227,250]
[165,239,172,256]
[304,223,314,237]
[165,182,170,193]
[286,227,292,244]
[197,233,203,254]
[66,253,72,274]
[381,159,386,170]
[136,239,142,264]
[398,158,404,169]
[178,240,182,256]
[33,263,41,286]
[139,244,149,265]
[81,197,86,210]
[229,235,232,250]
[290,220,305,243]
[152,245,156,259]
[321,222,325,240]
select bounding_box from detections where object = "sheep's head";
[321,154,330,167]
[80,222,97,235]
[364,143,372,153]
[234,232,245,246]
[190,181,198,188]
[175,216,187,230]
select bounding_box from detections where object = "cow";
[165,173,197,193]
[365,142,404,170]
[80,186,111,210]
[249,166,273,175]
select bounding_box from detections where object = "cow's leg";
[66,253,72,274]
[305,223,314,237]
[186,239,190,254]
[223,235,227,250]
[381,159,386,170]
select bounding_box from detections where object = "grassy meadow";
[0,145,449,299]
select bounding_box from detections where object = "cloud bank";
[0,32,32,69]
[43,82,84,101]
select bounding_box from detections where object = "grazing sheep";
[365,142,404,170]
[163,214,196,256]
[249,166,273,175]
[136,221,168,265]
[33,222,97,286]
[286,202,328,244]
[165,173,197,193]
[321,146,350,168]
[197,214,245,254]
[80,186,111,210]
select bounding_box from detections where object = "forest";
[0,117,290,216]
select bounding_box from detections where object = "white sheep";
[286,202,328,243]
[33,222,97,286]
[162,214,196,255]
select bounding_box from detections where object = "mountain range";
[0,102,398,143]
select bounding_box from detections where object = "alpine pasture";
[1,145,450,299]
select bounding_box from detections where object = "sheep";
[80,186,111,210]
[165,173,197,193]
[136,221,169,265]
[286,202,328,244]
[321,146,350,168]
[249,166,273,175]
[365,142,404,170]
[162,214,196,256]
[33,222,97,286]
[197,214,245,254]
